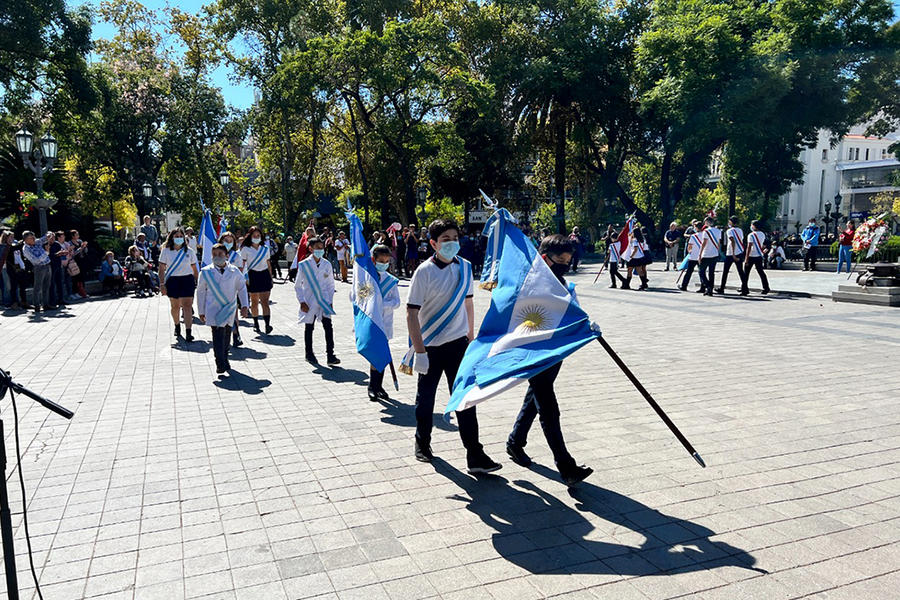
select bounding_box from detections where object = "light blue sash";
[164,248,188,282]
[203,269,237,324]
[245,245,269,272]
[228,250,242,266]
[299,258,336,316]
[379,273,399,297]
[400,258,471,372]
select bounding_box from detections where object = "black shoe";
[679,286,687,292]
[467,453,502,474]
[415,439,434,463]
[695,287,705,293]
[608,284,617,289]
[762,289,770,295]
[175,325,182,338]
[216,365,226,374]
[375,389,391,402]
[664,268,670,271]
[714,288,724,294]
[740,290,749,296]
[185,331,194,342]
[265,325,273,334]
[506,443,532,467]
[233,336,243,347]
[368,389,379,402]
[306,353,318,364]
[561,465,594,487]
[327,354,341,366]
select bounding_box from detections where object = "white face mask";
[252,237,261,245]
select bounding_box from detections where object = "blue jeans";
[837,246,852,273]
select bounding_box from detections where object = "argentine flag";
[199,209,217,268]
[446,209,600,415]
[346,211,392,372]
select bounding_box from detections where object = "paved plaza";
[0,261,898,600]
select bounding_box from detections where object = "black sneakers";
[467,453,502,474]
[506,443,532,467]
[305,353,318,364]
[561,465,594,487]
[327,355,341,366]
[415,439,434,463]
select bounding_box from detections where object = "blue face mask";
[437,240,460,260]
[224,241,234,251]
[173,237,184,247]
[375,261,390,272]
[313,249,325,259]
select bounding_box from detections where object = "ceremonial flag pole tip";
[692,452,706,468]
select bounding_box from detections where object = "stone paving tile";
[1,261,898,599]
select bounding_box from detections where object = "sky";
[78,0,256,110]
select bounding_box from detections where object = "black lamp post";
[219,170,237,223]
[417,186,427,227]
[823,201,833,240]
[832,194,843,238]
[15,129,58,235]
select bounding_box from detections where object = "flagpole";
[388,362,399,391]
[596,337,705,468]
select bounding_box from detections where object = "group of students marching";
[178,215,594,485]
[603,215,770,295]
[156,225,275,372]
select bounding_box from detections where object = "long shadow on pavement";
[255,333,295,347]
[376,396,457,432]
[432,458,761,577]
[213,370,271,395]
[310,364,369,386]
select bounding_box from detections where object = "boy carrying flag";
[295,237,340,366]
[366,244,401,400]
[197,243,249,374]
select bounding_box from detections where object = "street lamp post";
[219,170,238,224]
[417,186,427,227]
[15,129,58,235]
[823,201,833,241]
[832,194,843,239]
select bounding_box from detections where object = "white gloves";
[590,321,602,336]
[414,352,430,374]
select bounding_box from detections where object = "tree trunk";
[398,158,417,226]
[343,93,370,226]
[552,106,567,234]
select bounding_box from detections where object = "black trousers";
[508,362,576,472]
[803,246,817,270]
[50,265,65,305]
[609,263,626,286]
[211,325,232,370]
[698,257,717,293]
[305,317,334,355]
[680,260,699,290]
[369,365,385,392]
[719,254,745,290]
[742,256,770,293]
[415,336,482,454]
[272,256,282,278]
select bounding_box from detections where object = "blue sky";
[79,0,255,110]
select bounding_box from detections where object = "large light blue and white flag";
[199,209,217,268]
[446,209,600,415]
[347,210,392,372]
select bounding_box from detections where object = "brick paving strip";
[0,260,898,599]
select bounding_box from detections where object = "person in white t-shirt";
[158,227,200,341]
[334,231,349,283]
[742,220,771,295]
[696,216,722,297]
[679,221,702,292]
[406,219,500,474]
[240,226,274,334]
[716,215,747,295]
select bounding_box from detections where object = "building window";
[848,147,854,160]
[822,149,828,161]
[855,148,860,160]
[882,148,888,159]
[865,148,869,161]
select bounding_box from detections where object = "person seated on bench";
[125,245,153,296]
[99,251,125,296]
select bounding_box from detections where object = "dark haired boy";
[367,244,401,400]
[506,234,594,486]
[716,215,746,294]
[607,234,627,289]
[295,236,340,365]
[406,219,500,473]
[197,243,249,374]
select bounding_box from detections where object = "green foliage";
[424,196,464,224]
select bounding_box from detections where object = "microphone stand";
[0,369,73,600]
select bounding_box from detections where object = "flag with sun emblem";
[347,211,393,372]
[446,209,600,415]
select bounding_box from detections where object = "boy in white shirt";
[295,237,340,365]
[716,215,746,294]
[696,216,722,297]
[334,231,350,283]
[197,244,249,374]
[742,220,771,295]
[406,219,500,474]
[679,221,702,292]
[366,244,401,401]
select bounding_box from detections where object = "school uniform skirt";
[628,254,651,268]
[166,274,195,299]
[248,269,273,293]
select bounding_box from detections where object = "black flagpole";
[596,337,705,468]
[388,362,399,391]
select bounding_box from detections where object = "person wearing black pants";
[679,226,702,291]
[414,336,482,457]
[716,216,745,294]
[742,220,771,295]
[696,216,722,297]
[211,325,233,372]
[304,317,335,362]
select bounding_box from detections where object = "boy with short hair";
[696,216,722,297]
[716,215,746,294]
[295,236,340,365]
[607,234,627,289]
[679,221,703,292]
[367,244,401,401]
[506,234,593,486]
[197,243,249,374]
[405,219,500,473]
